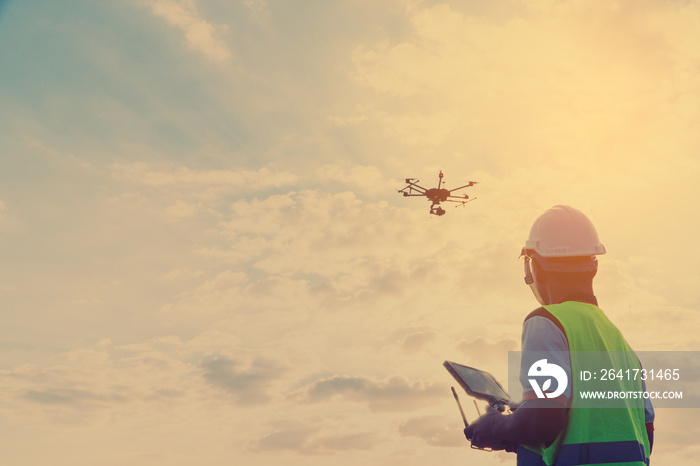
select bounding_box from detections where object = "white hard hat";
[523,205,606,258]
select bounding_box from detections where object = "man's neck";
[543,282,595,306]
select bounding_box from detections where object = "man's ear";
[531,257,547,281]
[529,259,550,306]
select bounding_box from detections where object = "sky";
[1,0,700,464]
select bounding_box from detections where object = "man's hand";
[464,399,567,453]
[463,407,516,452]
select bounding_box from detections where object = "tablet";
[443,360,510,407]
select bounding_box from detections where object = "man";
[464,205,654,465]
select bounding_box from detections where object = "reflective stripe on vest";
[555,440,648,466]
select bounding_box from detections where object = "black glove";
[464,409,517,452]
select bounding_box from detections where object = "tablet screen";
[444,361,509,404]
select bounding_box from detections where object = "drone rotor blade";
[408,182,428,192]
[442,197,477,207]
[399,186,427,194]
[444,194,470,202]
[448,181,477,193]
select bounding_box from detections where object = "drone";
[398,171,477,216]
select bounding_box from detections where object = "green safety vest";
[531,301,650,466]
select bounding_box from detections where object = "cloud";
[3,333,278,421]
[399,330,437,353]
[399,415,463,447]
[343,0,700,184]
[215,190,430,282]
[201,356,285,404]
[594,259,700,350]
[20,388,124,408]
[654,409,700,449]
[161,268,205,281]
[313,432,380,452]
[250,425,318,453]
[147,0,232,62]
[304,374,443,412]
[5,362,134,421]
[249,425,381,455]
[108,162,299,224]
[241,0,271,29]
[164,199,197,219]
[163,272,313,315]
[456,337,518,364]
[111,162,297,190]
[316,164,395,197]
